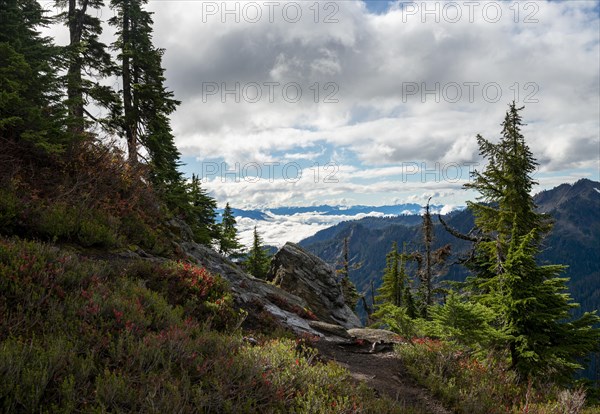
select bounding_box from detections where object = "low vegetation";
[0,237,409,413]
[395,336,597,414]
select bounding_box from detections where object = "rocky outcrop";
[179,241,361,336]
[180,242,323,336]
[267,242,362,329]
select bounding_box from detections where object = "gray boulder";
[267,242,362,329]
[308,321,352,339]
[180,241,322,337]
[347,328,405,344]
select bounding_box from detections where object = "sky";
[41,0,600,211]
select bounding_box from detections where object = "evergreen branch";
[83,107,100,123]
[437,214,479,242]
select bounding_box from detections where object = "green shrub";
[0,337,76,413]
[137,260,244,331]
[371,303,419,339]
[0,188,19,233]
[35,202,79,241]
[395,338,598,414]
[119,212,158,249]
[77,216,119,248]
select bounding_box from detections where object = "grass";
[0,236,411,413]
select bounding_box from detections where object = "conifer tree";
[415,200,452,317]
[219,203,242,256]
[185,174,217,245]
[375,241,405,308]
[464,102,600,382]
[337,236,360,309]
[428,291,499,348]
[403,285,417,319]
[55,0,121,138]
[109,0,181,192]
[421,199,434,308]
[246,226,270,279]
[409,202,451,318]
[373,241,418,323]
[0,0,67,153]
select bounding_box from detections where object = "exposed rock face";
[180,242,322,336]
[267,242,362,329]
[166,218,195,242]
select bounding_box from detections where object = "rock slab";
[267,242,362,329]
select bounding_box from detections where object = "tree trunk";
[67,0,88,137]
[122,1,136,165]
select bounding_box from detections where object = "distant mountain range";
[216,203,460,248]
[218,203,454,222]
[299,179,600,317]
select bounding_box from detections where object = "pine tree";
[374,241,405,308]
[501,225,599,381]
[415,200,452,318]
[109,0,182,193]
[246,226,270,279]
[337,236,360,309]
[55,0,121,138]
[465,103,547,241]
[464,102,600,382]
[185,174,217,245]
[421,199,434,308]
[219,203,242,256]
[428,291,499,348]
[0,0,67,153]
[403,285,417,319]
[373,241,418,323]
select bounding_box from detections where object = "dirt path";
[313,339,451,414]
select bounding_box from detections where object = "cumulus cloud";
[141,1,599,177]
[40,0,600,208]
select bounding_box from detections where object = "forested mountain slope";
[300,179,600,319]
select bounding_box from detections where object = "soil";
[313,339,451,414]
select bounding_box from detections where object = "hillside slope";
[0,236,415,413]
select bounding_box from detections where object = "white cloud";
[39,0,600,208]
[145,1,599,174]
[236,210,389,247]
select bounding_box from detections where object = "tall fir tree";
[0,0,67,153]
[185,174,217,245]
[373,241,418,323]
[246,226,270,279]
[402,284,417,319]
[374,241,405,308]
[407,203,451,318]
[109,0,182,195]
[420,199,434,309]
[55,0,121,139]
[337,236,360,310]
[415,200,451,318]
[218,203,242,256]
[464,102,600,382]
